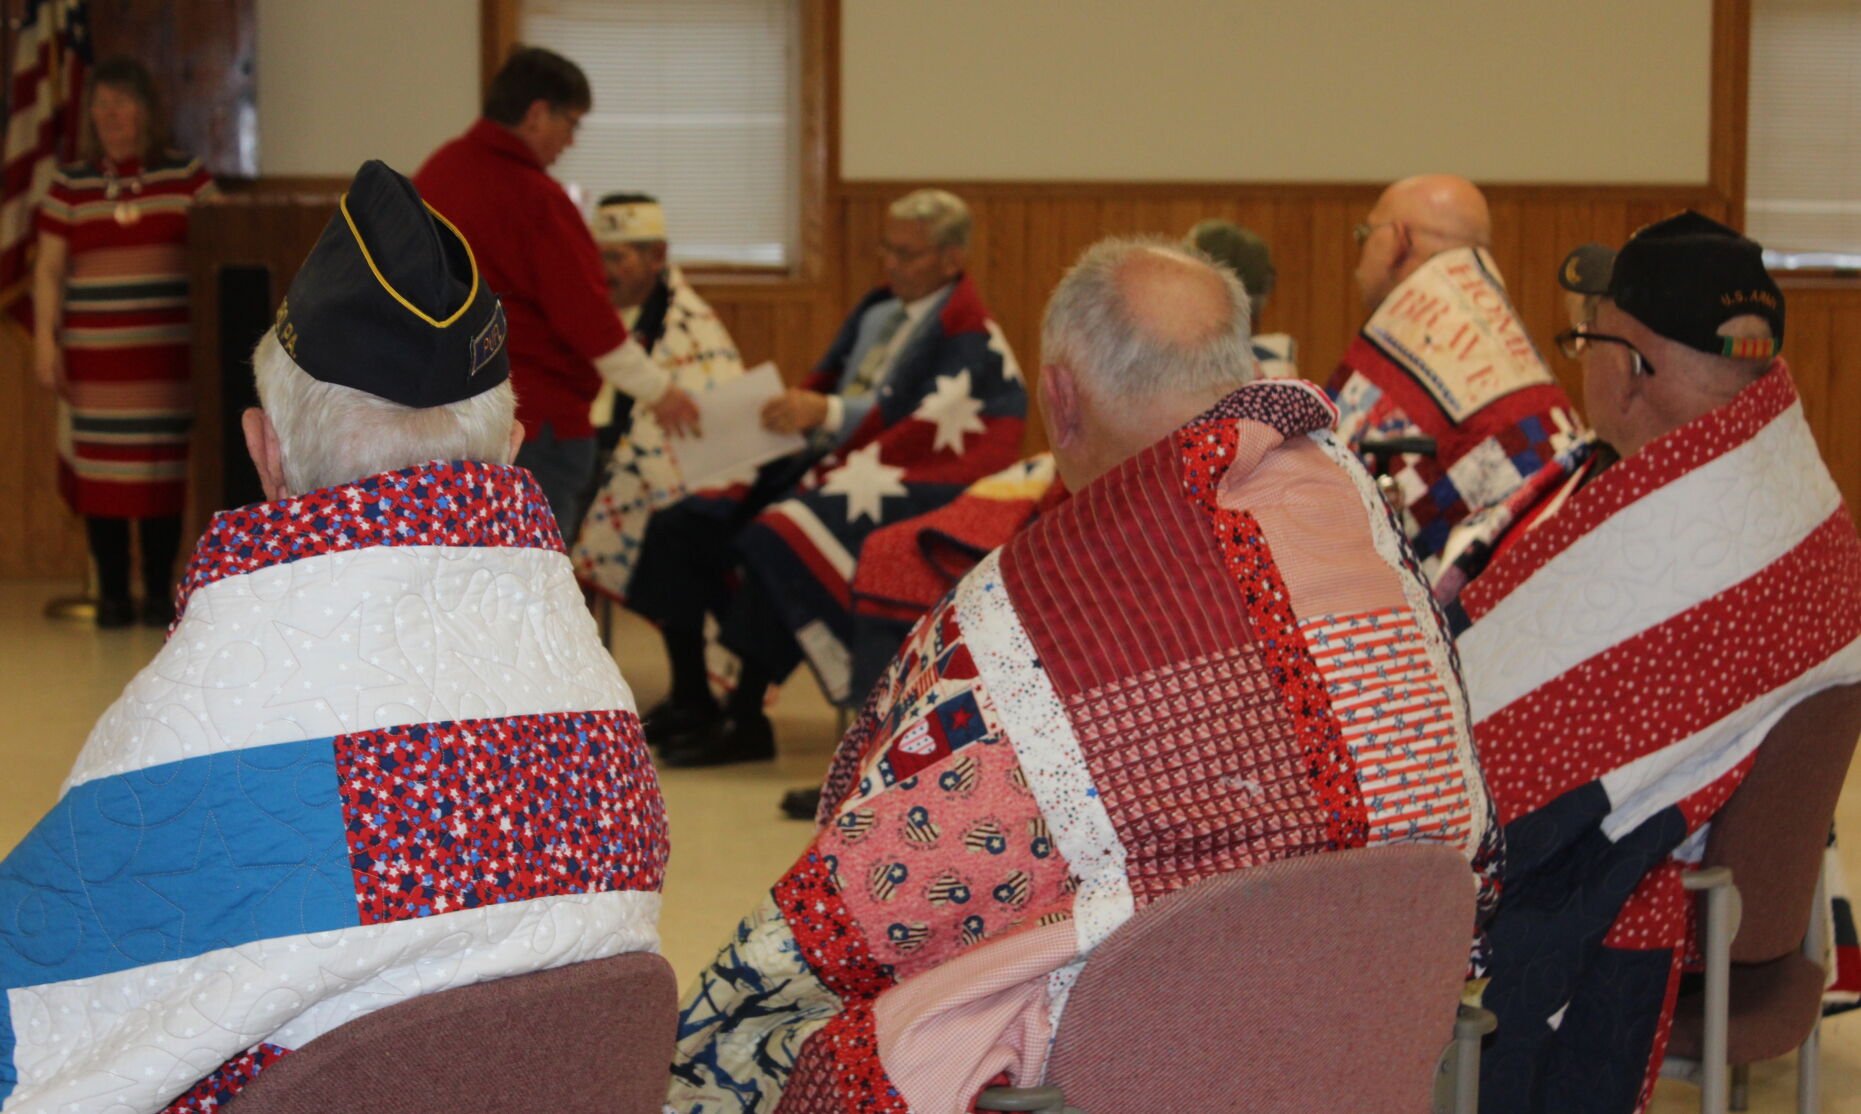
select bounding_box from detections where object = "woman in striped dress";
[32,56,216,628]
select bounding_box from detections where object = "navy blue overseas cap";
[274,160,509,407]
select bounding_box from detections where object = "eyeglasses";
[1554,328,1656,377]
[878,240,937,262]
[1353,221,1396,246]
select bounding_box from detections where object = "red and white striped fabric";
[1463,359,1861,1114]
[0,0,89,324]
[1461,360,1861,838]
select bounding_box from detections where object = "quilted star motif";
[821,443,908,524]
[914,370,987,454]
[986,320,1021,382]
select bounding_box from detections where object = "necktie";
[846,303,909,399]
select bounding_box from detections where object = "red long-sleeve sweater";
[415,119,625,440]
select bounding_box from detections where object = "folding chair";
[974,843,1490,1113]
[227,952,679,1113]
[1660,683,1861,1114]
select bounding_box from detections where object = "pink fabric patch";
[872,919,1077,1114]
[823,732,1070,982]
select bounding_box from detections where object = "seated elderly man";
[1459,213,1861,1113]
[1187,218,1299,378]
[1328,174,1589,598]
[632,189,1026,767]
[668,238,1498,1112]
[0,162,667,1114]
[573,192,747,602]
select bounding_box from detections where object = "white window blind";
[521,0,800,267]
[1746,0,1861,269]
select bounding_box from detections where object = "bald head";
[1121,247,1235,351]
[1355,174,1493,311]
[1039,237,1254,490]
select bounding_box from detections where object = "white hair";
[888,188,971,248]
[1041,237,1255,400]
[251,328,517,494]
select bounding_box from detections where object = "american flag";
[0,0,91,328]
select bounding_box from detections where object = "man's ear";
[241,407,289,502]
[506,421,525,463]
[1039,363,1083,451]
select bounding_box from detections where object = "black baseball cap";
[1604,211,1784,360]
[1557,243,1615,296]
[274,160,510,407]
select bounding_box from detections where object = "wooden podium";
[183,189,341,543]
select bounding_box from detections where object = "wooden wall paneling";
[1825,291,1861,515]
[88,0,258,176]
[0,328,87,578]
[1782,288,1834,446]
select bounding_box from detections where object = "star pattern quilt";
[723,274,1027,705]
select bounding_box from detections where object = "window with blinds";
[521,0,800,268]
[1746,0,1861,270]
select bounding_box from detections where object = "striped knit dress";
[36,153,215,517]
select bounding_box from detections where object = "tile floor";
[1,579,1856,1112]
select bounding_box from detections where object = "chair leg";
[1697,879,1736,1114]
[1730,1063,1749,1112]
[1797,1019,1820,1114]
[1452,1005,1495,1114]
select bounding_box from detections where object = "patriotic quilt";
[0,461,668,1114]
[726,274,1026,705]
[1457,362,1861,1114]
[1327,247,1590,586]
[668,379,1497,1113]
[573,266,748,601]
[844,454,1066,712]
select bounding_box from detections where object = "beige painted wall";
[841,0,1714,183]
[256,0,479,177]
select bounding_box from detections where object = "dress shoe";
[779,786,822,821]
[94,597,135,630]
[140,595,175,629]
[641,698,720,750]
[660,713,775,768]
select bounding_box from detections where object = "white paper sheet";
[667,363,807,489]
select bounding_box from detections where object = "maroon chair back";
[1706,683,1861,964]
[1045,843,1476,1114]
[228,952,679,1113]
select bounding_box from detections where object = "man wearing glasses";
[1459,213,1861,1112]
[1327,174,1589,602]
[416,47,700,542]
[631,189,1027,767]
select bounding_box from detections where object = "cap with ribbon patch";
[274,159,509,408]
[1605,210,1784,360]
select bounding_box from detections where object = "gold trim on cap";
[338,193,481,329]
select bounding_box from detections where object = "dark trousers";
[629,463,811,709]
[516,423,599,542]
[85,515,182,603]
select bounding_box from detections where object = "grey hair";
[888,188,971,248]
[1041,237,1255,400]
[251,328,518,494]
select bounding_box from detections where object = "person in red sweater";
[415,47,698,539]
